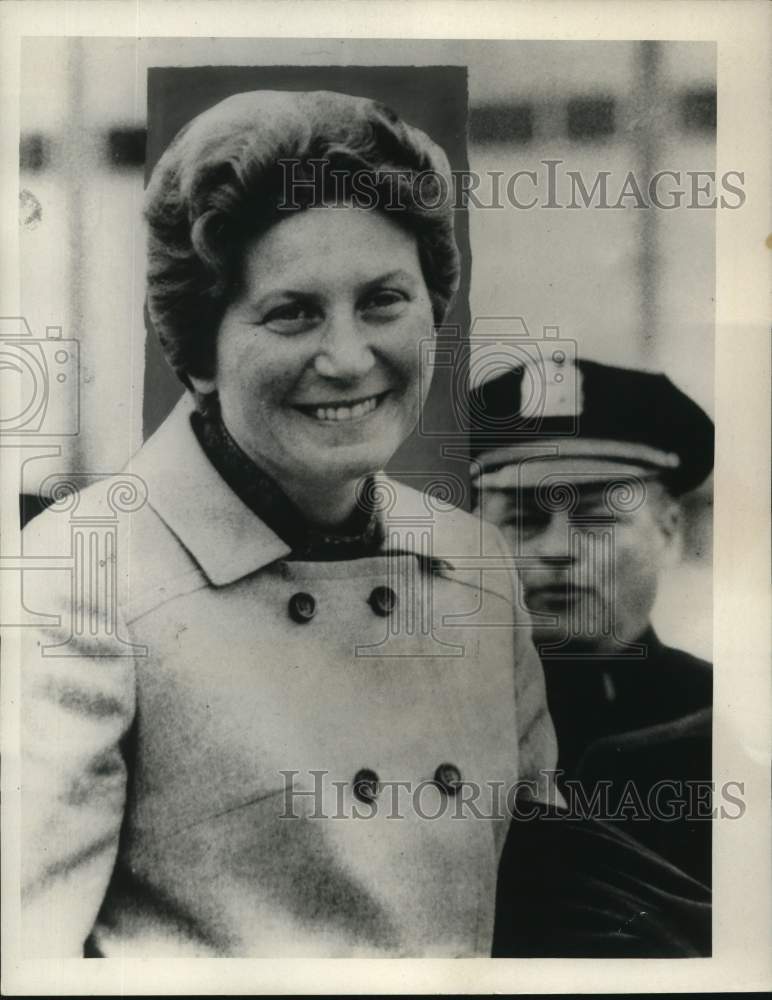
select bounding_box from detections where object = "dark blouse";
[191,400,384,561]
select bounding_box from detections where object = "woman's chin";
[287,406,411,481]
[296,440,397,485]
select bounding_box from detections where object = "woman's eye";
[361,289,408,317]
[262,303,319,333]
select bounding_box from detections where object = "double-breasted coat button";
[353,768,380,803]
[434,762,462,796]
[368,585,397,617]
[288,592,316,624]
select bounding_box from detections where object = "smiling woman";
[20,89,559,958]
[190,207,435,526]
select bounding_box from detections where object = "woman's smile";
[292,389,391,423]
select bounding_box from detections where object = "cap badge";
[518,356,584,420]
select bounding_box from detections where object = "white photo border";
[1,1,769,994]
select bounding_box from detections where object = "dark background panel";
[144,65,471,505]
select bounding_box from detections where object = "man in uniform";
[470,357,714,887]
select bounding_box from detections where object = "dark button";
[434,762,462,796]
[368,585,397,617]
[288,592,316,624]
[352,768,379,803]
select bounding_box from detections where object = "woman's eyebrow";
[359,269,419,291]
[245,270,417,304]
[242,288,316,311]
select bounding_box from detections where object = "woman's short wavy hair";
[144,89,461,388]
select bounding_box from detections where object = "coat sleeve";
[512,620,561,803]
[18,513,136,957]
[485,523,561,805]
[493,799,711,957]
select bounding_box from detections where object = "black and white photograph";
[1,1,769,995]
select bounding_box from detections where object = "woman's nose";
[313,314,375,381]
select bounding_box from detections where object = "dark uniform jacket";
[492,631,713,959]
[542,629,713,886]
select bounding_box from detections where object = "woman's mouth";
[294,391,389,423]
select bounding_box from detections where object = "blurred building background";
[16,38,715,657]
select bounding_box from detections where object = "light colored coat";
[20,397,557,958]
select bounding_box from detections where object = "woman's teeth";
[311,395,381,422]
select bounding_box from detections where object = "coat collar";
[130,395,291,586]
[130,395,466,586]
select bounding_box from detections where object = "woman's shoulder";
[378,475,509,564]
[21,470,198,620]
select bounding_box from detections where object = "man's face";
[478,475,680,654]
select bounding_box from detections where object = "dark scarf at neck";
[191,401,384,561]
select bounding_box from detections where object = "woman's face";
[191,206,435,499]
